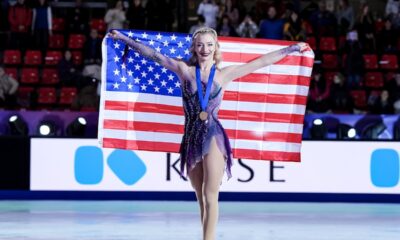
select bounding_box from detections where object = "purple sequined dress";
[179,79,233,179]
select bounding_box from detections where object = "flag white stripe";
[103,129,301,152]
[221,101,305,114]
[103,110,185,124]
[102,110,304,133]
[221,62,312,77]
[104,86,308,106]
[105,92,183,106]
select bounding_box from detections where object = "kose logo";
[370,149,399,188]
[74,146,147,185]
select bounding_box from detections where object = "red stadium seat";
[321,54,339,69]
[365,72,384,88]
[72,51,83,65]
[306,36,316,51]
[90,19,107,33]
[24,50,42,65]
[37,87,57,104]
[49,34,65,49]
[351,90,367,109]
[59,87,77,105]
[3,50,21,65]
[380,54,398,70]
[16,86,35,109]
[319,37,336,51]
[338,35,347,49]
[68,34,86,49]
[4,68,18,80]
[374,19,385,32]
[304,21,313,35]
[52,18,65,32]
[21,68,39,84]
[363,54,378,69]
[385,72,396,82]
[41,68,60,85]
[45,51,62,65]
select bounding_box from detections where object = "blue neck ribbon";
[195,64,216,112]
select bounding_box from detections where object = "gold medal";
[199,111,208,121]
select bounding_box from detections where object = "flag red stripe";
[223,92,307,105]
[103,138,181,152]
[104,101,305,123]
[235,74,310,86]
[103,120,302,143]
[232,148,301,162]
[218,110,304,123]
[222,52,314,67]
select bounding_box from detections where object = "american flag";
[98,30,314,162]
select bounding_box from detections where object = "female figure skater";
[110,28,307,240]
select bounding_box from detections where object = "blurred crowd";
[0,0,399,114]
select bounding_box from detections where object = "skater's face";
[194,33,216,62]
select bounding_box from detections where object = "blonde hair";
[189,27,222,68]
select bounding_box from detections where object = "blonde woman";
[110,27,307,240]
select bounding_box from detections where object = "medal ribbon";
[195,64,216,112]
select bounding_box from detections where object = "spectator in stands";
[104,0,126,32]
[336,0,354,35]
[0,1,9,31]
[162,0,176,31]
[83,29,102,64]
[197,0,219,29]
[307,66,331,113]
[389,9,400,30]
[308,1,337,36]
[283,10,306,41]
[343,30,364,89]
[377,18,398,53]
[385,0,400,18]
[330,72,354,113]
[369,90,394,114]
[236,13,259,38]
[356,3,376,52]
[126,0,146,30]
[219,0,240,27]
[0,1,9,50]
[386,72,400,113]
[58,50,81,88]
[71,81,99,111]
[258,5,285,40]
[216,15,237,37]
[8,0,32,51]
[0,66,19,109]
[32,0,52,54]
[189,15,206,34]
[67,0,88,34]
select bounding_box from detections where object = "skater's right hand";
[109,30,123,40]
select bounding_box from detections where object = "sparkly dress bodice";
[179,79,233,178]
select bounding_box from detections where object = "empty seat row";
[3,50,82,66]
[17,86,77,107]
[320,54,399,70]
[52,18,106,33]
[5,67,60,85]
